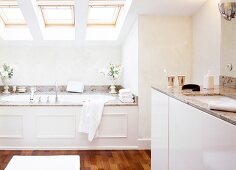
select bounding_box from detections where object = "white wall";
[192,0,221,84]
[138,16,192,139]
[0,46,121,85]
[221,18,236,77]
[121,19,138,95]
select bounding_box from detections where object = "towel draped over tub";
[78,98,109,142]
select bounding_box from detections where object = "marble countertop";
[0,91,138,107]
[152,85,236,126]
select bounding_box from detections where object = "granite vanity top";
[152,85,236,126]
[0,91,138,107]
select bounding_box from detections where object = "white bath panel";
[36,114,76,139]
[0,106,139,149]
[98,113,128,138]
[0,115,23,138]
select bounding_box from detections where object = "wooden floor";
[0,150,151,170]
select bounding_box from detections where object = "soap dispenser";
[203,70,214,89]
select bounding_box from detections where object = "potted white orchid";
[100,63,123,94]
[0,63,17,94]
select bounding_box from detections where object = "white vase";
[109,80,117,94]
[1,77,10,94]
[109,84,117,94]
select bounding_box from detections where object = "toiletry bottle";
[203,70,214,89]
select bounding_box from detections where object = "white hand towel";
[208,101,236,112]
[78,99,108,142]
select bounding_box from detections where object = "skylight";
[88,0,125,26]
[37,0,75,27]
[0,0,130,41]
[40,6,74,26]
[88,6,120,25]
[0,6,26,26]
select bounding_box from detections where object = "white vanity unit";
[0,96,139,150]
[151,88,236,170]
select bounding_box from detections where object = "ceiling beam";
[75,0,89,44]
[0,18,5,40]
[117,0,136,44]
[18,0,44,40]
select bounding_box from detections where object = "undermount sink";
[191,95,236,105]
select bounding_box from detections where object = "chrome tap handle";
[30,87,36,101]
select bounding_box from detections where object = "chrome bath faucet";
[30,87,36,102]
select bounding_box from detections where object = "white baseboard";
[138,138,151,149]
[0,146,139,150]
[0,140,151,150]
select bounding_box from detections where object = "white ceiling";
[135,0,208,16]
[117,0,208,43]
[0,0,208,46]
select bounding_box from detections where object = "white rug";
[5,155,80,170]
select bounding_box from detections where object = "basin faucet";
[30,87,36,102]
[55,81,58,103]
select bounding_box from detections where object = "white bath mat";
[5,155,80,170]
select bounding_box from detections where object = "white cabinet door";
[169,98,204,170]
[169,97,236,170]
[151,89,169,170]
[202,113,236,170]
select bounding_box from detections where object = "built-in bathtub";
[0,93,139,150]
[1,94,115,104]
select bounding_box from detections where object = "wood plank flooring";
[0,150,151,170]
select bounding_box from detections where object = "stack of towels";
[119,89,134,103]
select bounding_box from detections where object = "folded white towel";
[119,89,131,95]
[119,97,134,103]
[208,101,236,112]
[78,98,108,142]
[119,93,133,98]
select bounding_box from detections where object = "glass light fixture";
[218,2,236,21]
